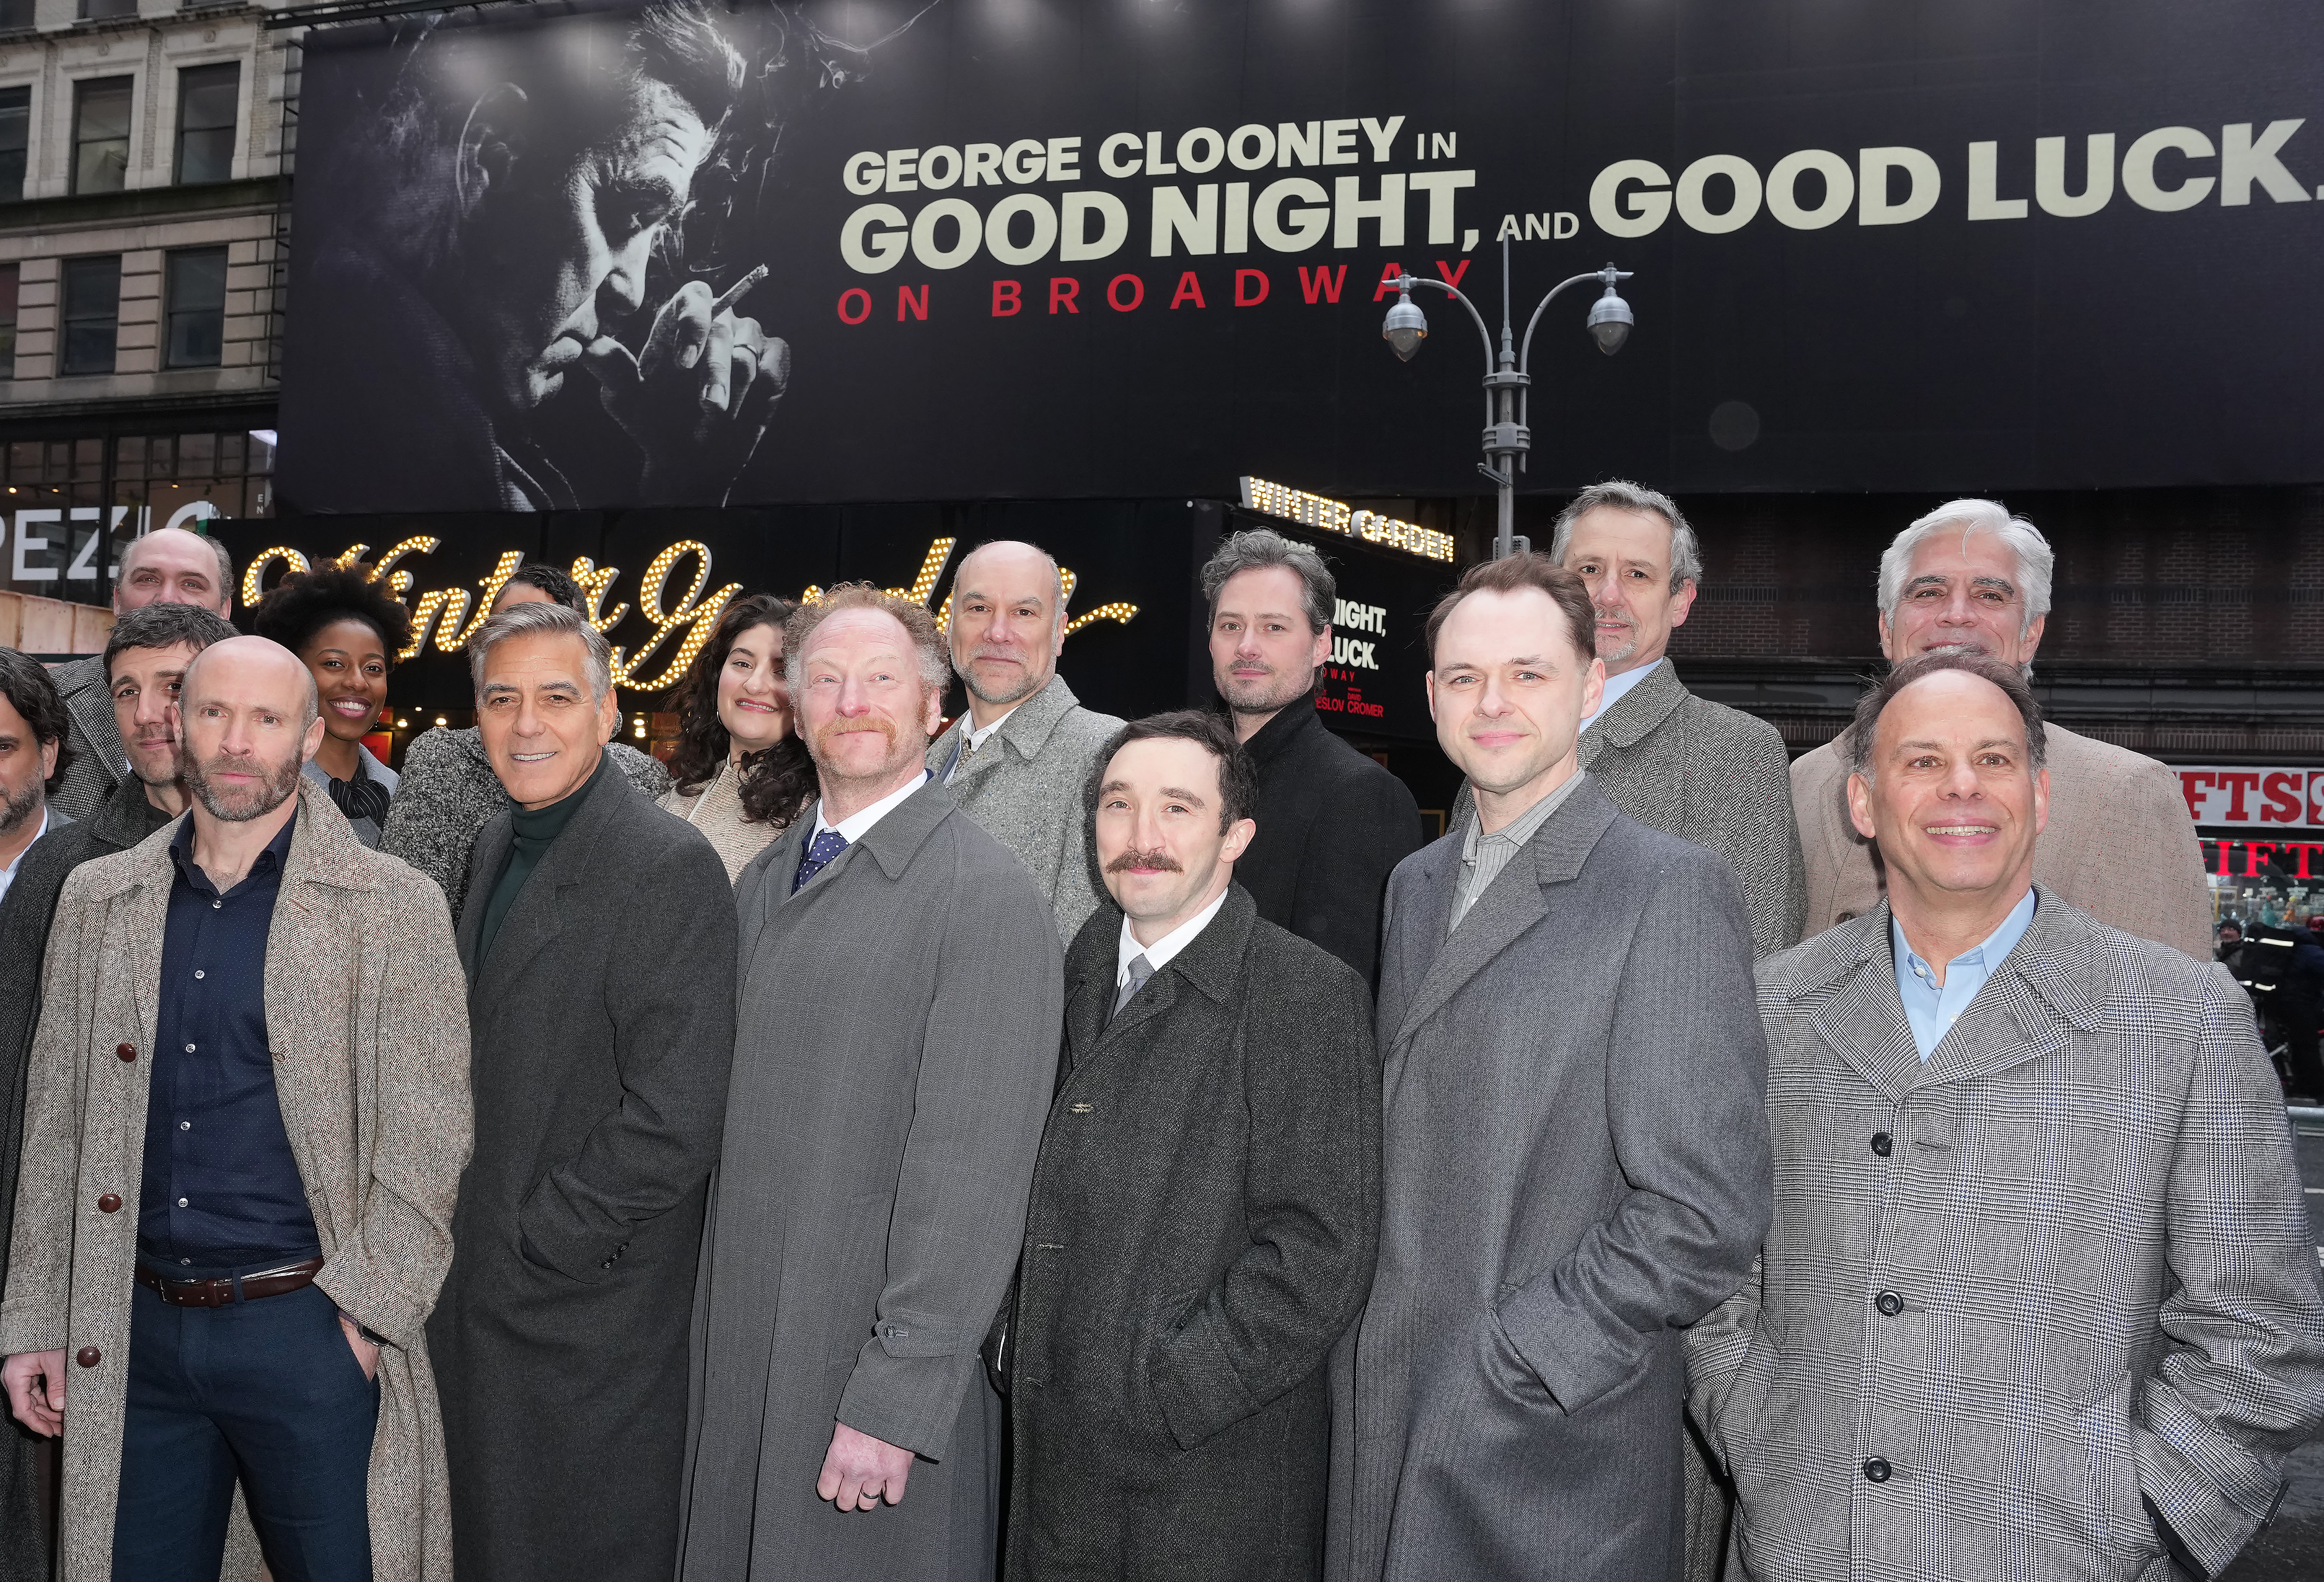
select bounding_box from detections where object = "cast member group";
[0,484,2319,1582]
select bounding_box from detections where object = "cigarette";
[712,265,771,315]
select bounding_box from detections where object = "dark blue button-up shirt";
[138,811,320,1273]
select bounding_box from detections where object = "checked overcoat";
[1687,890,2324,1582]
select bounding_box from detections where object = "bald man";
[1,635,469,1581]
[48,526,236,821]
[925,539,1123,941]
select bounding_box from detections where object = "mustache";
[1106,847,1182,874]
[811,716,898,753]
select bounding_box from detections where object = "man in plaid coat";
[1689,650,2324,1582]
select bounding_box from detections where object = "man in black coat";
[1202,528,1424,983]
[0,601,233,1582]
[1008,710,1381,1582]
[426,602,737,1582]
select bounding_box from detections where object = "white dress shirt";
[0,808,51,906]
[812,769,931,846]
[1116,886,1231,997]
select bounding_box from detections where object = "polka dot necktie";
[792,829,849,894]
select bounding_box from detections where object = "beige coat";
[1792,721,2213,957]
[658,758,786,883]
[0,776,470,1582]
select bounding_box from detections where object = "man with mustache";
[1202,528,1423,984]
[681,586,1063,1582]
[925,540,1124,942]
[1789,500,2210,957]
[2,634,469,1581]
[1690,652,2324,1581]
[1006,710,1379,1581]
[428,600,736,1582]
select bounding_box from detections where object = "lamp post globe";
[1382,287,1428,361]
[1586,283,1635,355]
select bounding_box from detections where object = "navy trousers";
[113,1278,379,1582]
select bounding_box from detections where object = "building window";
[164,247,226,368]
[77,0,137,18]
[71,77,132,195]
[0,0,30,30]
[59,255,121,375]
[0,263,17,379]
[0,87,25,203]
[174,64,237,185]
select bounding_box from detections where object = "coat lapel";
[1909,887,2102,1091]
[1578,659,1686,769]
[1797,909,1925,1100]
[473,762,631,998]
[1389,779,1619,1061]
[456,813,511,977]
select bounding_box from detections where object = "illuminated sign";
[2175,765,2324,829]
[238,536,1137,695]
[2204,838,2324,880]
[1239,477,1455,563]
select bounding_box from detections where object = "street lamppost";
[1381,241,1635,559]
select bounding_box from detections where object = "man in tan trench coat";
[0,636,470,1582]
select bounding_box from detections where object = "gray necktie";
[1113,953,1154,1019]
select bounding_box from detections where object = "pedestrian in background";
[1201,528,1422,984]
[1007,710,1378,1582]
[659,591,816,880]
[427,601,736,1582]
[1692,652,2324,1581]
[1,635,468,1582]
[925,539,1124,942]
[680,586,1062,1582]
[253,562,415,847]
[382,559,671,917]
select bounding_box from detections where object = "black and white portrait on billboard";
[283,1,936,513]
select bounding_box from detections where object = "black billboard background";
[279,0,2323,514]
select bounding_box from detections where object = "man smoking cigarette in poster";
[294,0,786,511]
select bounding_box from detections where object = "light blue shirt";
[1892,888,2037,1060]
[1585,660,1655,722]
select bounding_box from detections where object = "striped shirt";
[1450,771,1587,934]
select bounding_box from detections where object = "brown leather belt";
[135,1257,324,1309]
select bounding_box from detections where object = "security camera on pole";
[1380,239,1635,559]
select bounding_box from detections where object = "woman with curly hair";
[659,592,816,880]
[252,562,412,847]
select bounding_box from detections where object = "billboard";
[278,0,2324,515]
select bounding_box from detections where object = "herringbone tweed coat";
[1688,890,2324,1582]
[925,674,1123,944]
[44,653,121,824]
[1451,660,1805,961]
[0,776,472,1582]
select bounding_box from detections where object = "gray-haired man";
[426,601,737,1582]
[925,539,1123,942]
[47,526,235,821]
[1789,500,2211,957]
[1202,528,1422,984]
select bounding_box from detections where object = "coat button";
[75,1348,100,1369]
[96,1194,121,1213]
[116,1043,136,1063]
[1863,1457,1891,1483]
[1876,1291,1903,1316]
[1870,1131,1893,1157]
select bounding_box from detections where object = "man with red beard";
[680,585,1063,1582]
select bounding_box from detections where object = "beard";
[1592,609,1639,668]
[1217,663,1313,717]
[182,745,304,823]
[957,649,1044,709]
[808,712,922,786]
[0,774,40,837]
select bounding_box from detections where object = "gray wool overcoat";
[1688,893,2324,1582]
[1328,777,1772,1582]
[0,777,471,1582]
[677,776,1063,1582]
[1006,886,1381,1582]
[427,759,737,1582]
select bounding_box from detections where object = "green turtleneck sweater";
[475,750,609,965]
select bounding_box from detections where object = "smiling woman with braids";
[252,563,413,847]
[659,592,816,880]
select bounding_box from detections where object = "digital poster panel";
[278,0,2324,515]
